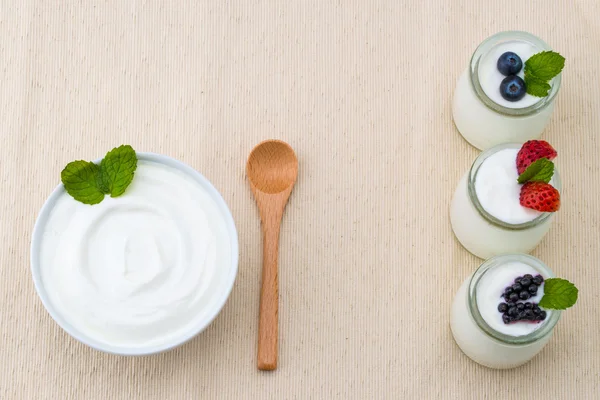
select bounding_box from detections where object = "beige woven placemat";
[1,1,599,399]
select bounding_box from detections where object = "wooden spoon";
[246,140,298,371]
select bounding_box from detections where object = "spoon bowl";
[247,140,298,194]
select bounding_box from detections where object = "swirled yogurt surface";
[38,158,233,348]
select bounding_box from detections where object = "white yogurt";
[452,32,560,150]
[474,148,542,225]
[478,41,540,109]
[450,255,558,369]
[38,159,233,349]
[476,261,547,336]
[450,144,558,259]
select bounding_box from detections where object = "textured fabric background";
[1,1,599,399]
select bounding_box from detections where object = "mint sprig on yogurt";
[61,161,106,205]
[517,157,555,184]
[61,145,138,205]
[523,74,551,98]
[538,278,578,310]
[98,145,138,197]
[524,51,565,97]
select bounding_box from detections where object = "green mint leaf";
[517,158,555,184]
[99,145,138,197]
[524,51,565,81]
[524,51,565,97]
[539,278,578,310]
[524,73,552,97]
[97,171,110,194]
[61,161,105,205]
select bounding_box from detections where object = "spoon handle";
[257,221,281,371]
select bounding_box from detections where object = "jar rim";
[469,30,562,117]
[468,254,562,345]
[467,142,561,230]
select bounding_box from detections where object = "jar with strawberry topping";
[450,142,561,259]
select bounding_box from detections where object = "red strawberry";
[516,140,557,174]
[519,182,560,212]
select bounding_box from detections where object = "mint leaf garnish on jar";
[524,51,565,97]
[517,157,555,184]
[539,278,578,310]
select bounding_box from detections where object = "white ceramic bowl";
[30,153,239,355]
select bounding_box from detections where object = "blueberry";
[503,314,513,324]
[540,311,547,320]
[519,291,531,300]
[507,302,516,308]
[523,274,533,280]
[520,278,532,287]
[524,302,533,309]
[523,309,535,320]
[528,284,538,294]
[533,305,541,315]
[533,275,544,285]
[498,303,508,313]
[497,52,523,76]
[509,292,519,302]
[500,75,527,102]
[516,303,525,310]
[508,307,518,317]
[512,283,523,292]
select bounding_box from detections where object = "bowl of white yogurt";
[31,153,239,355]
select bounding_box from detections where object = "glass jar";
[450,254,561,369]
[452,31,562,150]
[450,143,561,259]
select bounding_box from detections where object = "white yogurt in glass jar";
[452,31,562,150]
[450,254,560,369]
[31,154,239,355]
[450,143,560,259]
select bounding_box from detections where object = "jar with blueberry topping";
[452,31,562,150]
